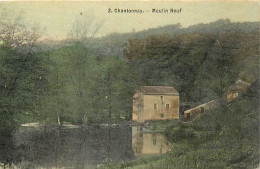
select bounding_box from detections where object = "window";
[154,103,157,110]
[160,114,164,118]
[187,113,190,120]
[161,96,163,105]
[166,104,169,110]
[153,139,156,145]
[200,107,205,113]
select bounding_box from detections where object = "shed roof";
[228,80,250,92]
[140,86,179,95]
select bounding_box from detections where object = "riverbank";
[131,120,178,132]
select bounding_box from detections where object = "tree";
[101,56,135,122]
[47,43,104,124]
[0,12,42,53]
[67,14,104,40]
[0,13,48,166]
[200,39,241,101]
[0,47,50,167]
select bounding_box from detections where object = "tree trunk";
[57,113,61,125]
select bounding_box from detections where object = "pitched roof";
[140,86,179,95]
[228,80,250,92]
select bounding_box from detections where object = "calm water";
[0,125,170,169]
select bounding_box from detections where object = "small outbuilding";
[226,80,250,102]
[132,86,179,122]
[183,100,219,121]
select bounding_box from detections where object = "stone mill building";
[132,86,179,122]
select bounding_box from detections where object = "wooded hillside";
[0,19,259,127]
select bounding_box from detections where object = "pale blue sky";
[1,1,259,40]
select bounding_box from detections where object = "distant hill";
[87,19,259,59]
[38,19,260,59]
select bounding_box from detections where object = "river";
[0,124,171,169]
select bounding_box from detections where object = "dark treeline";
[69,19,259,59]
[125,31,258,104]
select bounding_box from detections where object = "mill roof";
[140,86,179,95]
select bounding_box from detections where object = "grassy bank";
[105,80,259,169]
[149,120,178,132]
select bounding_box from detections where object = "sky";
[0,1,259,40]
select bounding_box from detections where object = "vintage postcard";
[0,1,259,169]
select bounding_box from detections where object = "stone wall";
[143,95,179,121]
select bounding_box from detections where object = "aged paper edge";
[0,0,259,2]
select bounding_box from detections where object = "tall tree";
[67,14,104,40]
[200,38,240,100]
[0,13,42,53]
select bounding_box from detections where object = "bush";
[164,122,198,143]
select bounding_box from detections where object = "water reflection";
[0,124,171,169]
[132,126,171,157]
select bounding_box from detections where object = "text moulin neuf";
[152,8,182,13]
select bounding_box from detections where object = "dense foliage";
[125,32,258,104]
[42,43,134,124]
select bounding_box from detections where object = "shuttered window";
[154,103,157,110]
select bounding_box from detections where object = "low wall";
[183,100,219,121]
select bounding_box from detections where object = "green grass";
[149,120,178,132]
